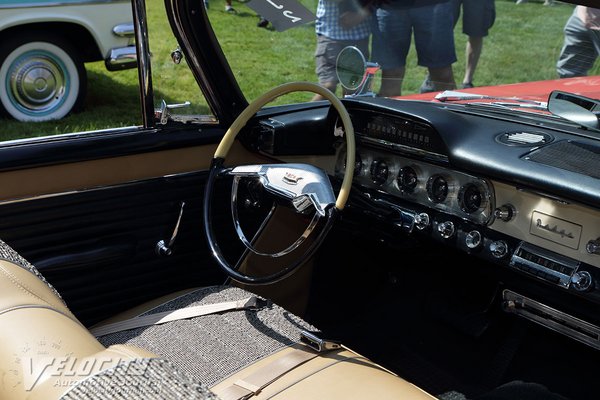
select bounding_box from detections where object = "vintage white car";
[0,0,136,121]
[1,0,600,399]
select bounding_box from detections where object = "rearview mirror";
[335,46,379,97]
[548,90,600,130]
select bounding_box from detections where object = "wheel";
[0,34,87,122]
[203,81,355,285]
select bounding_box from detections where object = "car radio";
[510,242,580,288]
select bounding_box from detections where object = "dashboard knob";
[415,213,430,231]
[586,239,600,255]
[465,230,483,250]
[571,271,593,292]
[489,240,509,259]
[437,221,455,239]
[494,204,516,222]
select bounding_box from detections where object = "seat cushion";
[95,285,317,387]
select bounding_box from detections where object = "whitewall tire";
[0,35,86,122]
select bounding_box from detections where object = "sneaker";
[461,82,474,89]
[419,75,435,94]
[225,5,237,13]
[257,18,269,28]
[515,0,527,4]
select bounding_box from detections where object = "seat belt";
[215,331,341,400]
[90,296,267,337]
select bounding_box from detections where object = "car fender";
[0,1,133,59]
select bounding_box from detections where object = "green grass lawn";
[0,0,593,139]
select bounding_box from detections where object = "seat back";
[0,241,158,399]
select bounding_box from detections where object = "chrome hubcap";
[9,55,66,112]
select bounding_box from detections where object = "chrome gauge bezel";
[458,182,489,214]
[396,165,420,194]
[426,174,453,204]
[335,145,495,225]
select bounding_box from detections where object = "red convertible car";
[1,0,600,399]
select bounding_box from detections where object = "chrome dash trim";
[359,136,449,163]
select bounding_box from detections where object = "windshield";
[208,0,600,106]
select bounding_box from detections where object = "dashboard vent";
[496,131,553,146]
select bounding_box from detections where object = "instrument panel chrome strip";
[358,136,449,163]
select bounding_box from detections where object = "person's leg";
[379,67,406,97]
[413,2,457,91]
[225,0,236,13]
[557,10,597,78]
[372,6,412,97]
[460,0,494,87]
[463,36,483,86]
[313,37,370,100]
[428,66,455,91]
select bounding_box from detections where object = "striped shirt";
[315,0,372,41]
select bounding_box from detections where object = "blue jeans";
[372,2,457,69]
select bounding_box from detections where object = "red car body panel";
[397,76,600,104]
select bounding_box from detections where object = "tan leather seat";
[210,344,436,400]
[0,258,156,400]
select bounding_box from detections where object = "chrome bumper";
[105,46,137,71]
[106,22,137,71]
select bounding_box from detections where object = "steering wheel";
[203,82,355,284]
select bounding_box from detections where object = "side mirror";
[548,90,600,130]
[336,46,379,97]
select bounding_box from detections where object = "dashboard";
[252,97,600,312]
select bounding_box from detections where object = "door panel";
[0,140,269,326]
[0,172,222,326]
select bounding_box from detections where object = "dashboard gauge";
[458,183,485,214]
[427,175,449,203]
[397,166,418,193]
[370,159,389,185]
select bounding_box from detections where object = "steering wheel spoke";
[229,163,336,216]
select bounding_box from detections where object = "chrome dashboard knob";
[494,204,516,222]
[437,221,455,239]
[489,240,509,259]
[414,213,430,230]
[465,230,483,250]
[586,239,600,255]
[571,271,593,292]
